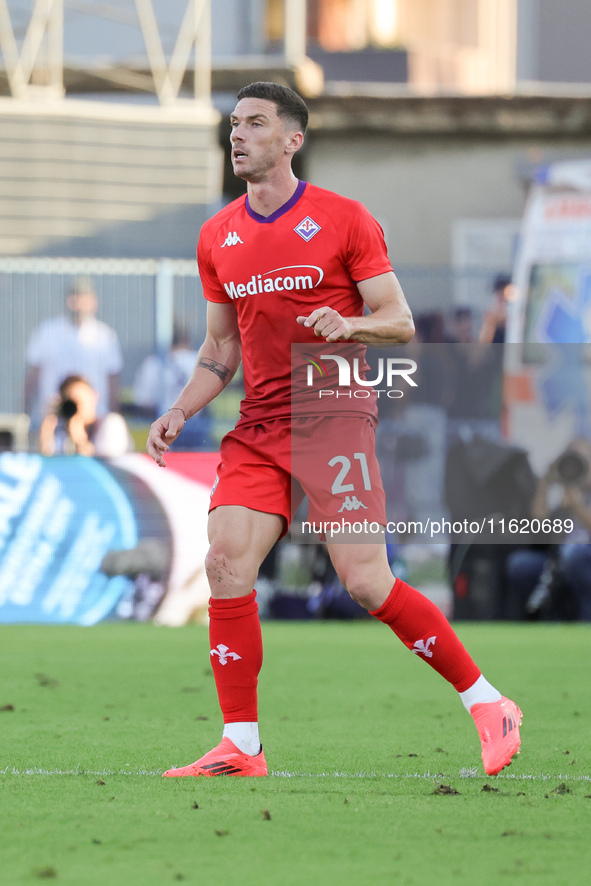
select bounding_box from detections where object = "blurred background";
[2,0,591,627]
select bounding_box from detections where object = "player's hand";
[296,307,354,342]
[146,410,185,467]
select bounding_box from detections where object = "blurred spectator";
[132,324,213,451]
[448,306,474,343]
[25,276,123,428]
[478,274,516,344]
[506,438,591,620]
[413,310,445,344]
[133,323,196,418]
[446,343,503,427]
[39,375,132,457]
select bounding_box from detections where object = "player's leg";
[327,537,522,775]
[206,503,284,598]
[327,537,483,690]
[163,505,283,778]
[207,504,283,750]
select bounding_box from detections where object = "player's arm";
[172,302,241,417]
[296,271,414,345]
[147,302,241,467]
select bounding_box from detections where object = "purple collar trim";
[245,180,307,224]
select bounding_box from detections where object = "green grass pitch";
[0,620,589,886]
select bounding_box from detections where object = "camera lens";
[556,450,588,484]
[58,398,78,420]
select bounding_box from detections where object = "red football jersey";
[197,181,393,425]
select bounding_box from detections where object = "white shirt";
[133,348,198,416]
[26,315,123,420]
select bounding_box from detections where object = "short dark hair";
[59,374,89,397]
[493,273,512,292]
[237,81,308,134]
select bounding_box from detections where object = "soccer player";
[147,82,522,778]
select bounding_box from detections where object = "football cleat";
[162,737,268,777]
[471,696,523,776]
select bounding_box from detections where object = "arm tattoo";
[198,357,231,384]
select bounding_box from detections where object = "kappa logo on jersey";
[295,216,321,242]
[412,636,437,658]
[210,644,242,666]
[223,265,324,300]
[221,231,244,247]
[338,495,368,512]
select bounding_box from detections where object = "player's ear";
[285,130,304,156]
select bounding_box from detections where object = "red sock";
[208,591,262,724]
[370,579,480,692]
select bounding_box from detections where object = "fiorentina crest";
[295,216,321,242]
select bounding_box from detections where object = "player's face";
[229,98,296,182]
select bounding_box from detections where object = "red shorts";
[209,416,387,535]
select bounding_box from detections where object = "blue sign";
[0,454,137,624]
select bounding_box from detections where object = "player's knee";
[205,542,258,597]
[205,545,235,590]
[336,561,394,611]
[346,585,377,610]
[341,571,378,610]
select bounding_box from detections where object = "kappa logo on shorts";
[294,216,321,242]
[338,495,368,512]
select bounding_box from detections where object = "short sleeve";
[197,225,231,304]
[344,202,393,283]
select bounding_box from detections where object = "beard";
[232,145,284,183]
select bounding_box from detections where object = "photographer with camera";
[506,438,591,621]
[25,276,123,431]
[39,375,132,457]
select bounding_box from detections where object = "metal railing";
[0,256,204,416]
[0,255,509,420]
